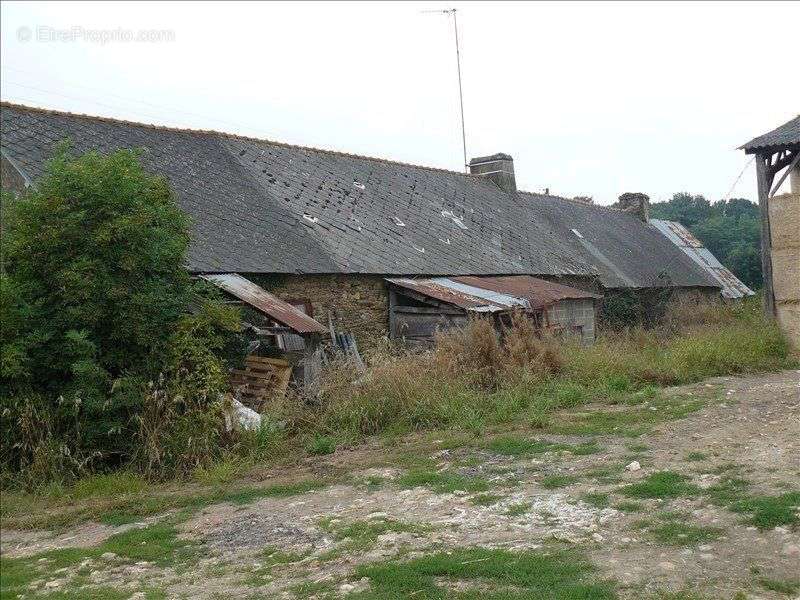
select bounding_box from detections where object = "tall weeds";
[276,298,793,444]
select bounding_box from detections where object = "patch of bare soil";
[2,370,798,599]
[0,516,159,559]
[589,369,800,599]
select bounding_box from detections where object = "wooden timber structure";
[741,116,800,317]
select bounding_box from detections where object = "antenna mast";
[424,8,468,172]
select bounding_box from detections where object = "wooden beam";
[388,289,397,340]
[755,154,776,318]
[769,150,800,197]
[769,149,797,178]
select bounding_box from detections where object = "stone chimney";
[468,153,516,193]
[617,192,650,222]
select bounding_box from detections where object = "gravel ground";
[2,370,799,600]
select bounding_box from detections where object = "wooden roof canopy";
[741,115,800,318]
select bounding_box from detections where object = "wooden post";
[755,154,776,318]
[388,289,397,341]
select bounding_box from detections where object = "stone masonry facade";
[248,274,390,352]
[248,273,602,351]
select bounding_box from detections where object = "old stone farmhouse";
[1,102,744,349]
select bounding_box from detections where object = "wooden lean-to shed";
[200,273,327,408]
[386,275,600,347]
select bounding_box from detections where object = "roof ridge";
[0,100,479,178]
[1,101,626,209]
[516,189,625,212]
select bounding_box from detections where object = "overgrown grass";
[757,577,800,595]
[619,472,700,500]
[486,436,602,457]
[305,434,337,456]
[643,521,724,547]
[4,298,793,529]
[565,298,792,387]
[287,298,792,445]
[730,491,800,530]
[613,501,644,513]
[1,477,330,531]
[541,474,580,489]
[0,518,197,599]
[353,546,616,599]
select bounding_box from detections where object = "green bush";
[1,147,241,485]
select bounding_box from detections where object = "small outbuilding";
[200,273,327,405]
[386,275,600,347]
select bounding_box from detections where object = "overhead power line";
[0,70,281,139]
[721,155,755,202]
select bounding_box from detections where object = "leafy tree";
[1,147,241,482]
[651,192,712,227]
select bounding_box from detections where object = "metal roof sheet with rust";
[0,102,719,290]
[741,115,800,152]
[650,220,754,299]
[386,275,599,313]
[200,273,326,334]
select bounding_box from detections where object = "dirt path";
[2,370,799,600]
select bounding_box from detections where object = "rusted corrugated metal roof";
[452,276,600,310]
[386,275,599,313]
[200,273,326,334]
[385,277,497,311]
[650,220,755,300]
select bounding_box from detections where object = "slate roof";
[741,115,800,152]
[0,102,719,290]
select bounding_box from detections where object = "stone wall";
[247,274,390,352]
[246,273,606,351]
[769,192,800,351]
[246,272,721,350]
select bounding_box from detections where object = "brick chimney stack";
[618,192,650,222]
[468,153,516,193]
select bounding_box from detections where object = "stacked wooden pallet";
[230,355,292,412]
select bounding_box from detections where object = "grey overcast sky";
[1,1,798,204]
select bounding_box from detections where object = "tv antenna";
[422,8,468,172]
